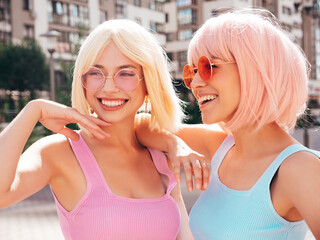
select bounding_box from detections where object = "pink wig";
[188,9,310,131]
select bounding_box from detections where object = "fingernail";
[196,183,201,189]
[204,183,208,189]
[188,186,193,192]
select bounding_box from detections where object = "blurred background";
[0,0,319,239]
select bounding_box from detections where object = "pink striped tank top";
[51,134,181,240]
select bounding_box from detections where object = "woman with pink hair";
[137,9,320,239]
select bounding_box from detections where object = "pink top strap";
[67,133,104,187]
[147,148,177,195]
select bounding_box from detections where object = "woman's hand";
[36,99,110,141]
[167,135,210,192]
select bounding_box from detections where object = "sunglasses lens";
[198,56,212,81]
[82,68,105,90]
[183,65,194,89]
[114,69,140,92]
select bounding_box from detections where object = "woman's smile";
[97,97,129,111]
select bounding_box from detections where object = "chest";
[189,168,307,240]
[51,147,168,212]
[215,153,301,221]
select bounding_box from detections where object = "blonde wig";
[72,19,183,131]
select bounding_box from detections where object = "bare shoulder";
[24,133,74,168]
[277,148,320,198]
[279,149,320,178]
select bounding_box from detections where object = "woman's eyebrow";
[93,64,138,70]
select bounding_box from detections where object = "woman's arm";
[277,151,320,238]
[135,113,228,191]
[0,99,109,208]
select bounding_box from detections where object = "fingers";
[182,154,210,192]
[182,160,193,192]
[67,110,110,139]
[172,158,182,184]
[87,116,111,127]
[201,160,210,190]
[191,159,202,191]
[59,127,80,141]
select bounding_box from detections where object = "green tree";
[0,39,49,99]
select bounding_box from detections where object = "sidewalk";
[0,185,63,240]
[0,175,316,240]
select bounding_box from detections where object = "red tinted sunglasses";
[183,56,235,89]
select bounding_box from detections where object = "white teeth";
[101,99,125,107]
[198,95,217,104]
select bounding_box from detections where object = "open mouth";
[198,95,218,105]
[98,98,129,107]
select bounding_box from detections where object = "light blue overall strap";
[257,144,320,190]
[210,135,235,173]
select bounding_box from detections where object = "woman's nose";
[101,77,119,92]
[190,73,207,90]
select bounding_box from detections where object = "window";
[150,22,163,33]
[166,33,174,42]
[53,1,64,15]
[155,2,162,11]
[79,5,89,27]
[150,22,157,32]
[316,29,320,39]
[70,4,79,27]
[135,17,141,25]
[282,6,291,15]
[116,4,125,14]
[178,29,193,40]
[149,0,155,10]
[23,0,30,10]
[165,13,169,22]
[23,24,34,38]
[100,10,107,23]
[116,0,127,4]
[0,8,4,21]
[177,0,196,7]
[178,9,196,26]
[178,51,188,69]
[69,4,89,27]
[0,31,11,44]
[50,1,68,25]
[134,0,141,7]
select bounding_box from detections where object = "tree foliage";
[0,39,49,95]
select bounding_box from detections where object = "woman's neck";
[230,122,297,161]
[81,119,143,152]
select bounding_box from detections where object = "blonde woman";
[0,19,193,240]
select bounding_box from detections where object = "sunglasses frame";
[81,66,144,92]
[183,56,235,89]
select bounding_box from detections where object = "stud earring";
[144,96,149,113]
[89,106,94,115]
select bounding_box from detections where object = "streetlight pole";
[48,48,56,101]
[40,30,60,101]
